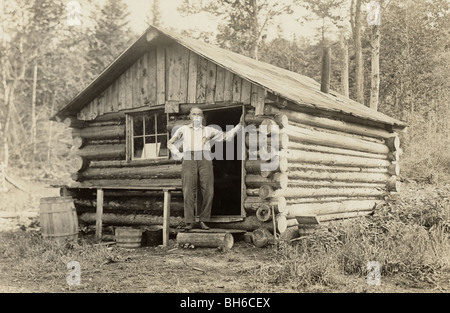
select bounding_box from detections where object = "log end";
[256,205,272,222]
[258,185,274,200]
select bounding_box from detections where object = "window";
[129,112,168,160]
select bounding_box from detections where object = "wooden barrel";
[115,227,143,248]
[39,196,79,244]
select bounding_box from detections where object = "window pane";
[156,113,167,134]
[133,116,143,136]
[145,114,155,136]
[145,136,156,144]
[157,135,168,157]
[133,137,144,159]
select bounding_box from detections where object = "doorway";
[202,106,243,219]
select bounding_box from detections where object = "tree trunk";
[340,32,349,97]
[352,0,364,104]
[177,232,234,250]
[370,25,380,110]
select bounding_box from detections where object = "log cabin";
[52,25,407,241]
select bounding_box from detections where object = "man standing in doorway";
[168,107,244,231]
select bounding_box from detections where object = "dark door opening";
[203,107,243,218]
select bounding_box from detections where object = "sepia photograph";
[0,0,449,299]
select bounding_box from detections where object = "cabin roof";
[54,25,407,128]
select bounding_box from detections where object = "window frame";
[126,110,169,162]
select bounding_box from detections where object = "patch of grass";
[256,183,450,290]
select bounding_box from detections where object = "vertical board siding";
[179,45,190,104]
[196,57,208,103]
[187,51,198,103]
[156,46,166,105]
[76,44,269,120]
[147,48,157,106]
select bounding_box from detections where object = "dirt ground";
[1,179,449,295]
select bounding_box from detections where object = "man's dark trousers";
[181,151,214,224]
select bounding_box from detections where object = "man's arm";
[167,126,184,160]
[210,114,245,142]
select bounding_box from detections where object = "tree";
[146,0,162,27]
[178,0,299,60]
[87,0,134,76]
[350,0,364,104]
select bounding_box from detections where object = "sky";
[123,0,323,42]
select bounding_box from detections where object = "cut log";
[285,200,381,218]
[276,215,289,233]
[246,133,289,150]
[245,173,288,189]
[78,144,126,160]
[388,176,400,192]
[251,228,274,247]
[388,162,400,176]
[246,188,260,197]
[264,105,393,139]
[73,125,126,140]
[286,196,382,204]
[282,150,391,168]
[259,185,275,199]
[259,119,279,135]
[177,232,234,250]
[73,156,90,172]
[273,187,386,199]
[287,141,388,160]
[245,156,288,173]
[388,151,400,161]
[386,136,400,151]
[279,226,301,241]
[287,170,391,183]
[282,125,389,154]
[89,158,180,168]
[72,137,87,149]
[256,205,272,222]
[64,117,85,128]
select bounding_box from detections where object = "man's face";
[190,108,203,126]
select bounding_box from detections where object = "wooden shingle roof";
[54,25,406,128]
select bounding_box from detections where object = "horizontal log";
[317,210,374,222]
[243,196,287,214]
[89,158,181,168]
[177,232,234,250]
[286,196,382,204]
[287,141,388,160]
[70,178,182,189]
[287,170,391,183]
[283,149,391,167]
[245,173,288,189]
[246,188,260,196]
[76,164,182,181]
[259,185,275,200]
[271,187,387,199]
[73,125,126,140]
[74,197,184,215]
[78,144,126,160]
[260,119,279,135]
[285,200,382,218]
[245,157,288,173]
[66,188,183,198]
[264,105,393,139]
[287,162,390,173]
[287,180,387,189]
[245,113,288,128]
[78,212,184,227]
[211,215,274,232]
[282,125,389,154]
